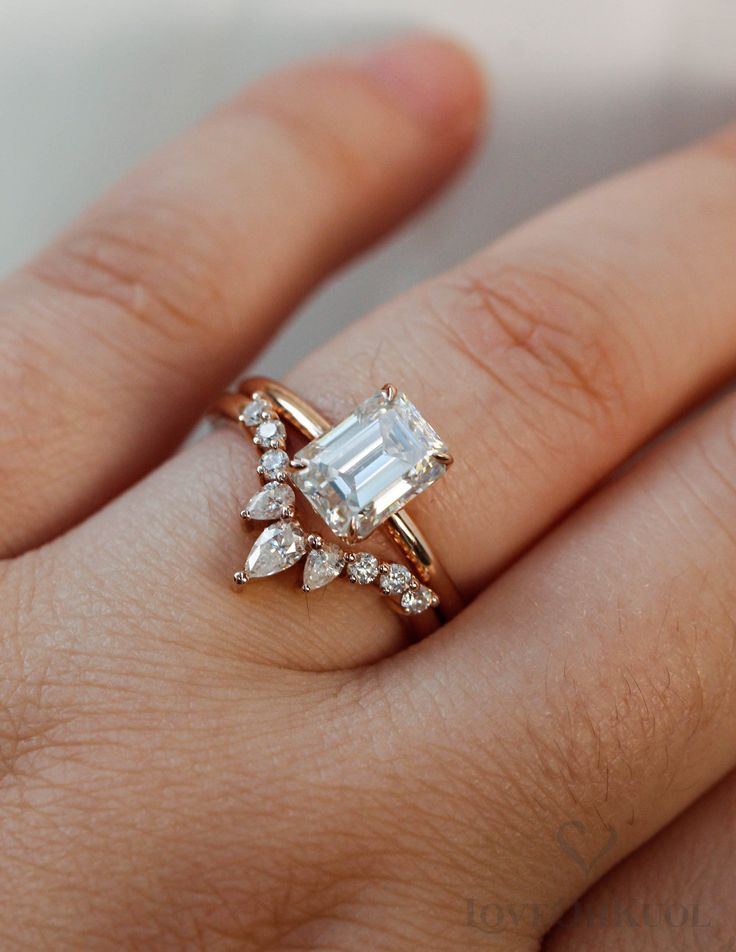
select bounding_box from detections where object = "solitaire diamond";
[291,388,448,540]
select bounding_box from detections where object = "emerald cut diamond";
[291,389,448,541]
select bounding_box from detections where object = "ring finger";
[65,121,736,670]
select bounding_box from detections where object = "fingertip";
[354,32,488,145]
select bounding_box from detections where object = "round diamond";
[253,419,286,447]
[241,396,273,426]
[379,563,413,595]
[347,552,379,584]
[401,585,434,614]
[259,448,289,480]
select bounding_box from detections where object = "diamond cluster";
[231,391,439,615]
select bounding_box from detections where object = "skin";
[1,32,736,951]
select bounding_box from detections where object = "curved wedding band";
[213,376,463,625]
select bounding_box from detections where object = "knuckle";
[428,256,636,443]
[26,200,232,347]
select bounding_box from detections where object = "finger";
[282,123,736,598]
[544,769,736,950]
[0,35,484,558]
[62,122,736,673]
[375,386,736,938]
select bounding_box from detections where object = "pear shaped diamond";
[244,520,306,578]
[303,543,344,591]
[244,481,295,519]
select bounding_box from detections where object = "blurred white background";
[2,0,735,374]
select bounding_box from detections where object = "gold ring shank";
[212,377,462,624]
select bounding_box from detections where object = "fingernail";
[356,34,485,131]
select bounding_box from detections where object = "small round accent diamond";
[379,563,413,595]
[253,419,286,447]
[241,396,273,426]
[244,520,306,578]
[259,448,289,480]
[401,584,434,614]
[347,552,379,584]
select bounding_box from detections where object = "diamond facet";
[244,482,295,519]
[347,552,379,584]
[400,584,433,614]
[253,418,286,447]
[379,563,413,595]
[244,520,306,577]
[303,543,344,591]
[241,396,273,426]
[291,389,448,540]
[259,448,289,481]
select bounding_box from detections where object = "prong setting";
[346,517,361,546]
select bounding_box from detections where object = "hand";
[2,33,736,950]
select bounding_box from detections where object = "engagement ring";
[213,378,461,624]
